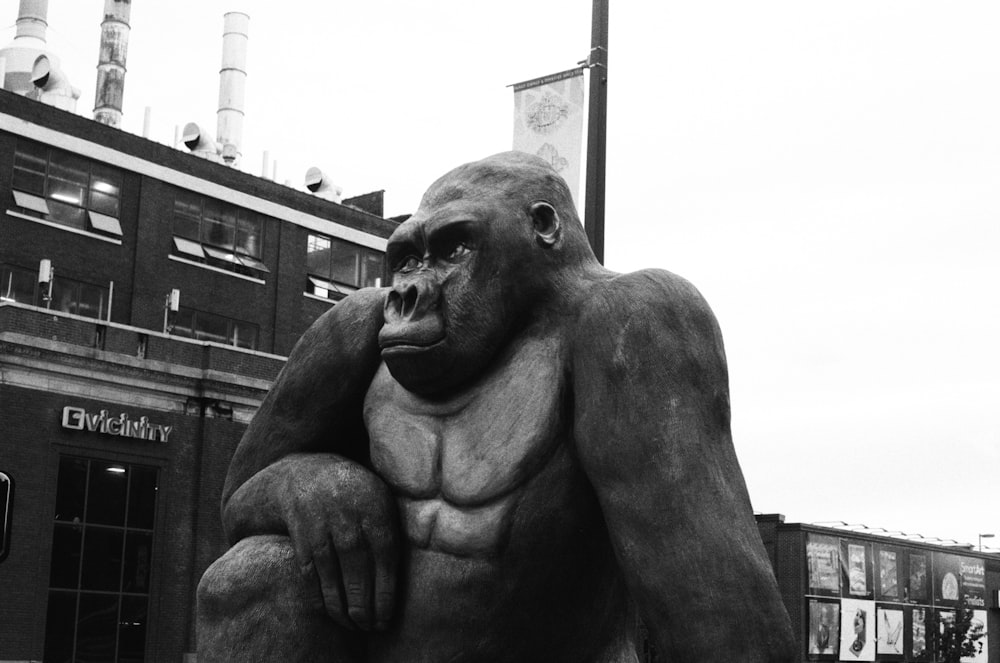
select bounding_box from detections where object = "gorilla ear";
[529,201,561,248]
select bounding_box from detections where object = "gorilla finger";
[313,537,352,629]
[369,531,398,629]
[336,533,373,630]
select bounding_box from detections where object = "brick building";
[0,87,397,662]
[757,515,1000,663]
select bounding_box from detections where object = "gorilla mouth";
[378,333,446,352]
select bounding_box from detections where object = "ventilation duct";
[93,0,132,127]
[217,12,249,166]
[30,54,80,111]
[181,122,222,161]
[0,0,51,94]
[304,167,343,203]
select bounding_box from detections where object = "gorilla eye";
[445,242,470,261]
[396,256,421,273]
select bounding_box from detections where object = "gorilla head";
[379,152,600,396]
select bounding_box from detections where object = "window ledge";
[169,254,266,284]
[6,209,123,245]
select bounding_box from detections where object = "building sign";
[0,471,11,563]
[61,406,172,443]
[933,552,986,608]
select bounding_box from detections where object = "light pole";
[978,533,994,552]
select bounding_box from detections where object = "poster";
[960,557,986,608]
[877,549,899,599]
[512,68,585,207]
[912,608,929,661]
[876,607,904,655]
[839,599,876,661]
[842,542,872,598]
[909,553,928,602]
[808,534,841,594]
[809,599,840,656]
[934,553,962,606]
[961,610,988,663]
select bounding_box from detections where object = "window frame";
[305,232,383,301]
[170,191,268,279]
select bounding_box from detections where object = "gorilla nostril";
[386,290,403,317]
[401,285,419,318]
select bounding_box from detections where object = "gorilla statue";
[197,151,796,662]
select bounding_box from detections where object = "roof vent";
[304,167,343,203]
[181,122,222,161]
[30,54,80,111]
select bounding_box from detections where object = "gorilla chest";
[363,341,565,506]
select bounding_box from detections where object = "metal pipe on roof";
[217,11,249,166]
[94,0,132,128]
[15,0,48,42]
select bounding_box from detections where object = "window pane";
[360,250,384,288]
[230,320,258,350]
[85,462,128,526]
[194,311,229,344]
[170,308,195,338]
[12,190,50,215]
[49,524,83,589]
[123,532,153,593]
[47,154,90,207]
[173,195,202,241]
[54,457,88,522]
[89,190,120,218]
[49,278,75,314]
[89,163,122,216]
[201,199,236,249]
[236,213,262,258]
[1,266,38,305]
[75,283,108,320]
[43,591,77,663]
[89,211,123,236]
[118,596,148,662]
[80,527,124,591]
[329,240,360,286]
[13,144,47,195]
[306,234,332,279]
[127,467,158,530]
[47,199,88,231]
[75,593,119,662]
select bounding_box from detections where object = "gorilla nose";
[385,281,439,322]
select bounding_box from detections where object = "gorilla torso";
[363,330,635,663]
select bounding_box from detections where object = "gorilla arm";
[221,288,400,630]
[571,270,796,662]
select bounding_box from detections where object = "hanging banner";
[876,606,904,655]
[841,541,873,599]
[807,534,841,595]
[512,67,585,205]
[808,599,840,657]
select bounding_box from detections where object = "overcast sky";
[14,1,999,550]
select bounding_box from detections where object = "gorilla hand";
[222,452,400,631]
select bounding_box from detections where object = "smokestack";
[217,12,249,166]
[93,0,132,128]
[1,0,50,94]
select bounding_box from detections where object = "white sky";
[12,1,999,550]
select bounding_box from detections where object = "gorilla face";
[378,152,596,397]
[379,197,514,397]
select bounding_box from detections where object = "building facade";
[0,88,398,662]
[757,515,1000,663]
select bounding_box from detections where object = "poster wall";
[808,599,840,657]
[961,610,988,663]
[911,607,930,661]
[840,599,876,661]
[909,553,928,603]
[876,548,900,600]
[842,541,874,600]
[875,607,904,656]
[512,68,585,207]
[808,534,841,596]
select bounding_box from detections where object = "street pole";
[584,0,608,264]
[979,533,994,552]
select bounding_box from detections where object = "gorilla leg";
[197,535,363,663]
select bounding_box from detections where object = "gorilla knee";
[198,534,305,619]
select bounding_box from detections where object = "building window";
[306,233,383,300]
[44,457,158,663]
[9,140,124,239]
[1,265,109,320]
[170,306,259,350]
[1,264,37,305]
[171,191,268,278]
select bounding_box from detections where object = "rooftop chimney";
[217,12,249,166]
[0,0,51,94]
[93,0,132,128]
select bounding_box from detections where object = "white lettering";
[61,406,85,430]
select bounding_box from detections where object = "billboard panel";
[807,534,841,596]
[840,599,876,661]
[808,599,840,657]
